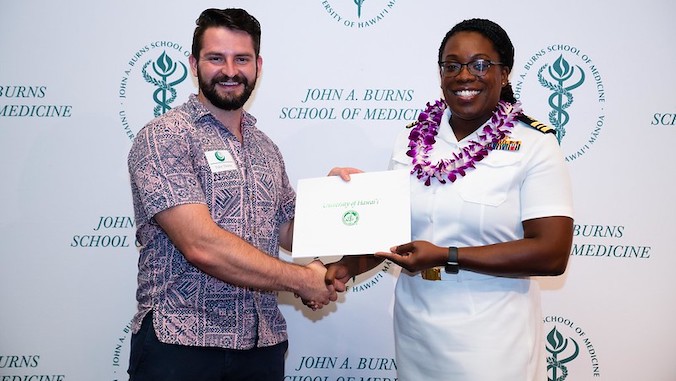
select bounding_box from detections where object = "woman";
[326,18,574,380]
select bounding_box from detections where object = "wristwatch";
[445,246,459,274]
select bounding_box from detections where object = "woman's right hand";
[376,241,447,273]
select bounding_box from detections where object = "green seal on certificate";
[342,210,360,226]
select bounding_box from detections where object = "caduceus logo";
[142,51,188,117]
[546,326,579,381]
[537,54,585,143]
[354,0,365,17]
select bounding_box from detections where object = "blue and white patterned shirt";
[128,94,295,349]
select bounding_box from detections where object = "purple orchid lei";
[407,99,523,186]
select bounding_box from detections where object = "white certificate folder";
[292,169,411,258]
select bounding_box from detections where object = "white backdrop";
[1,1,675,380]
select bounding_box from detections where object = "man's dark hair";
[192,8,261,59]
[438,19,516,103]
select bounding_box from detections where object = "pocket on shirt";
[456,154,521,207]
[389,152,411,171]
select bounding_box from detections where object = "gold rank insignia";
[517,114,555,134]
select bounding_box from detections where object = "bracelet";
[444,246,459,274]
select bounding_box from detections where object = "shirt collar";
[186,93,258,130]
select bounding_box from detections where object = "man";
[127,8,335,380]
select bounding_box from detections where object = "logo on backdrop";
[143,51,188,117]
[514,44,606,162]
[320,0,398,29]
[544,316,601,379]
[118,41,193,142]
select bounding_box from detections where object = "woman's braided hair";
[438,19,516,103]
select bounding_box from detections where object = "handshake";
[295,259,350,311]
[295,254,392,310]
[295,240,447,310]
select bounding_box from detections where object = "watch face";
[445,263,459,274]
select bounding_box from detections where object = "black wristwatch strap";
[445,246,459,274]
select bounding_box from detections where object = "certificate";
[292,169,411,258]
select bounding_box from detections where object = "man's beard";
[198,70,257,111]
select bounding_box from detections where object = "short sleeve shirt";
[390,107,574,255]
[128,94,295,349]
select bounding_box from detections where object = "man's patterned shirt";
[128,94,296,349]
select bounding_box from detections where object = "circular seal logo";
[342,210,359,226]
[543,315,601,379]
[118,41,194,142]
[514,44,606,162]
[319,0,398,29]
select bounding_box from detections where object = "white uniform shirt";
[389,108,573,381]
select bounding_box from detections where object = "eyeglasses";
[439,59,503,77]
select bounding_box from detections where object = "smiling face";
[189,26,262,112]
[440,31,509,136]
